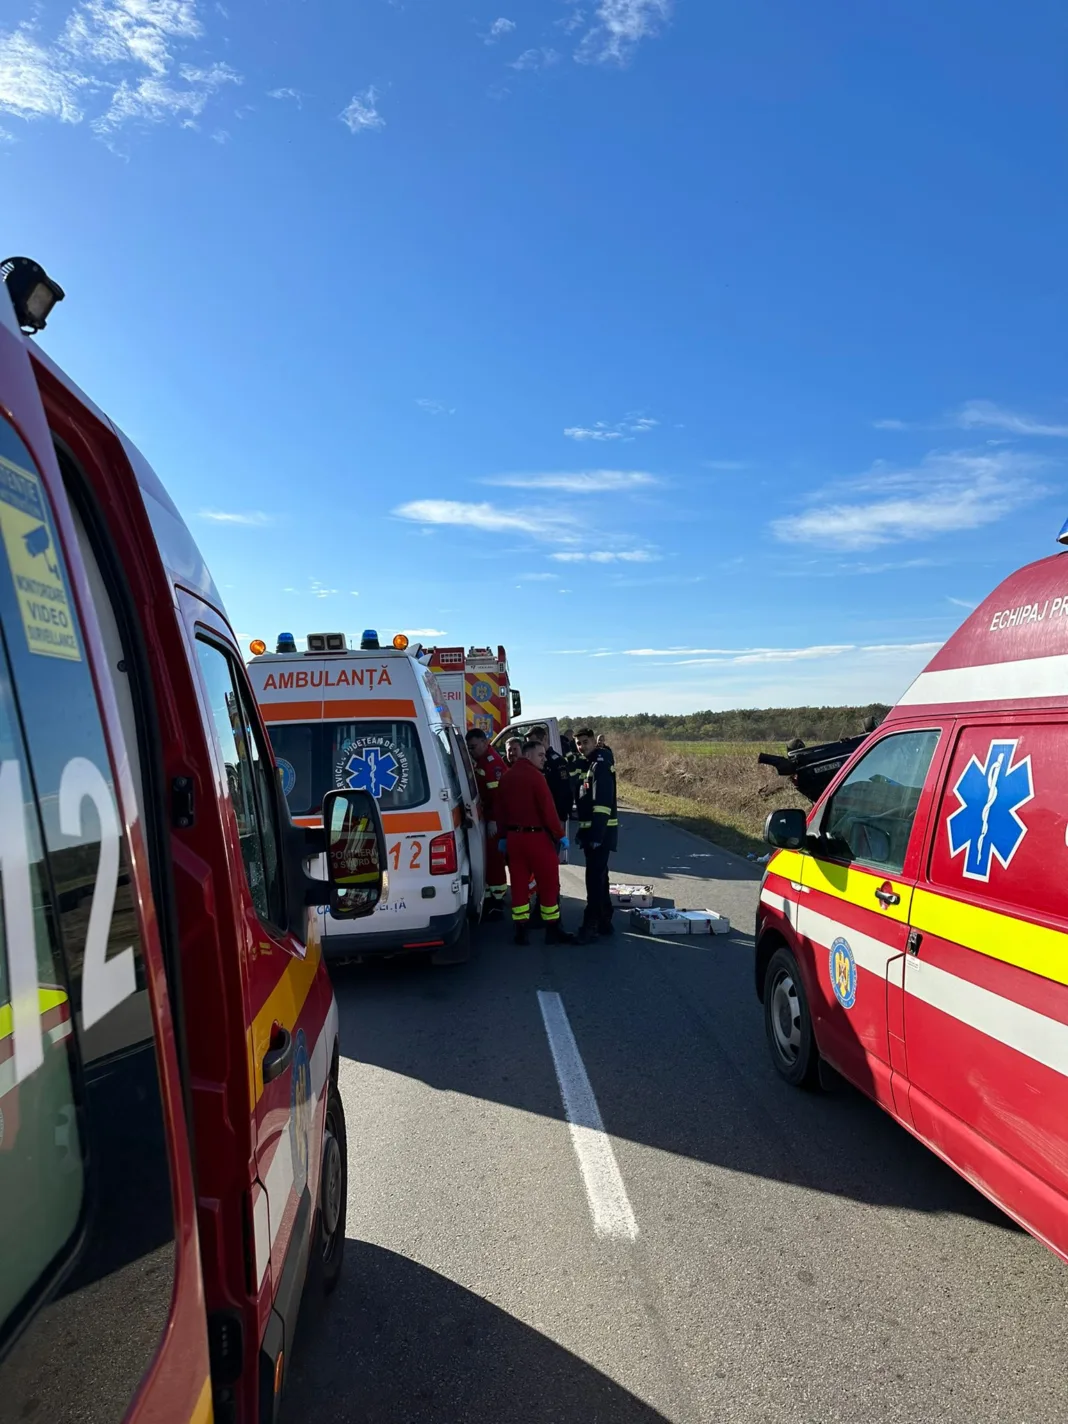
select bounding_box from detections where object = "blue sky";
[3,0,1066,716]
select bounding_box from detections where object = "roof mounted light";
[249,639,267,656]
[360,628,380,650]
[1058,517,1068,548]
[392,633,409,650]
[276,632,297,653]
[1,256,65,334]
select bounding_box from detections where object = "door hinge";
[906,929,922,956]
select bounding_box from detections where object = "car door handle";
[875,884,900,906]
[262,1027,293,1084]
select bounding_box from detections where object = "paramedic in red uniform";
[466,728,509,920]
[494,740,576,945]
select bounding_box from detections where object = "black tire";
[317,1077,347,1294]
[763,946,820,1089]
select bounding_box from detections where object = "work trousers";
[506,832,560,924]
[581,841,613,930]
[484,830,508,902]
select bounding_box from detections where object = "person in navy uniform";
[574,727,618,944]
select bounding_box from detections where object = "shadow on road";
[284,1241,671,1423]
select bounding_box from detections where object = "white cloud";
[486,469,657,492]
[549,549,659,563]
[873,418,907,430]
[556,8,586,34]
[267,85,301,104]
[340,85,383,133]
[415,398,455,416]
[0,26,85,122]
[96,72,206,127]
[483,17,516,43]
[405,627,447,637]
[393,499,570,542]
[954,400,1068,439]
[509,47,560,70]
[64,0,202,77]
[515,571,559,581]
[210,125,227,141]
[947,596,977,609]
[198,508,272,526]
[771,449,1045,551]
[564,414,658,442]
[179,59,238,86]
[575,0,671,65]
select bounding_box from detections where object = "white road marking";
[537,990,639,1241]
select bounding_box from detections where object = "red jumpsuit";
[474,744,509,905]
[494,758,564,926]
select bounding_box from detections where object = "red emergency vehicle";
[0,258,384,1421]
[424,644,521,736]
[758,547,1068,1264]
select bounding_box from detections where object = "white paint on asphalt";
[537,989,639,1242]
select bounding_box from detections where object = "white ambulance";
[247,630,486,962]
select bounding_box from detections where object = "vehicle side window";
[821,729,940,874]
[452,728,479,801]
[432,726,463,802]
[196,638,285,927]
[0,640,85,1339]
[0,413,176,1419]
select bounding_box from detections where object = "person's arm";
[588,756,611,846]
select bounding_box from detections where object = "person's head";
[596,733,607,748]
[522,738,546,771]
[576,726,597,756]
[505,736,523,763]
[527,724,549,746]
[465,728,488,757]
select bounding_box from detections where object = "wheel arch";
[755,927,789,1003]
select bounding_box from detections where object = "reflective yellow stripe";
[593,804,611,814]
[540,904,560,921]
[486,780,499,790]
[0,986,68,1042]
[337,870,379,885]
[912,887,1068,987]
[804,856,912,924]
[512,905,530,920]
[607,818,618,827]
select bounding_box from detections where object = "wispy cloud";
[393,498,570,542]
[485,469,657,493]
[1,4,240,135]
[947,596,978,610]
[574,0,672,65]
[771,449,1046,551]
[267,85,301,104]
[515,572,559,581]
[340,85,384,133]
[198,508,272,526]
[953,400,1068,439]
[509,47,560,70]
[482,17,516,43]
[405,627,446,637]
[415,397,455,416]
[702,459,747,471]
[872,418,907,430]
[564,414,658,442]
[555,641,941,665]
[550,549,659,563]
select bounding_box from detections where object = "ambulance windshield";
[267,720,430,815]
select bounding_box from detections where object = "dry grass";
[611,734,808,859]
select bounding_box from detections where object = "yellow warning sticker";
[0,454,81,662]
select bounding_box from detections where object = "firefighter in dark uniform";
[494,740,576,946]
[528,724,574,824]
[465,728,509,919]
[574,727,618,943]
[561,728,583,811]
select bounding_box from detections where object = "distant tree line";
[558,704,891,745]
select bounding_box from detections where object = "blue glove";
[559,836,569,850]
[497,839,507,855]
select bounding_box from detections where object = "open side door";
[451,725,485,919]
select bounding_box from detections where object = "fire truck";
[423,644,522,735]
[0,256,385,1422]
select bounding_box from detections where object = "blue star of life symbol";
[947,738,1033,882]
[343,746,400,798]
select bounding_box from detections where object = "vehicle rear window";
[268,720,430,815]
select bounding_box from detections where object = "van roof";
[890,550,1068,718]
[247,646,446,727]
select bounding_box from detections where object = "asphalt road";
[285,807,1068,1423]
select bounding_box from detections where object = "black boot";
[575,924,600,945]
[545,922,576,945]
[513,922,530,946]
[483,901,504,922]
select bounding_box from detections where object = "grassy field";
[611,734,807,859]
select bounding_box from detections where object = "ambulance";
[248,631,486,963]
[0,257,385,1422]
[758,540,1068,1264]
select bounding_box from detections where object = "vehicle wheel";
[318,1077,347,1294]
[763,946,820,1089]
[431,918,472,966]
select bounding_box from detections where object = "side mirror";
[511,689,522,718]
[764,807,808,850]
[322,788,387,920]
